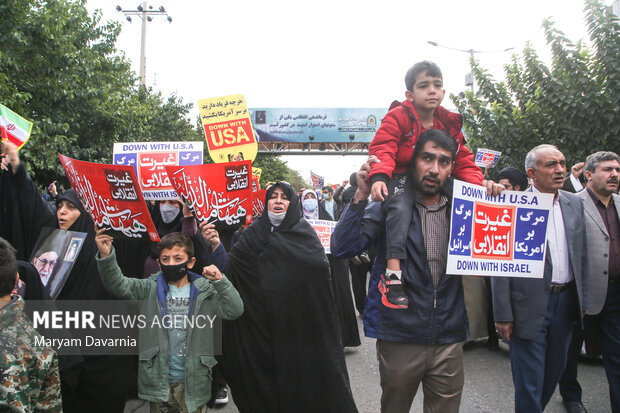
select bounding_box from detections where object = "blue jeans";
[509,286,576,413]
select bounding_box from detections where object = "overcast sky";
[86,0,602,185]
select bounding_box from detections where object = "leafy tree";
[452,0,619,174]
[253,154,290,187]
[0,0,198,184]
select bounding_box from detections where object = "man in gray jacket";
[578,151,619,412]
[492,144,589,413]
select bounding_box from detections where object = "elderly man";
[492,144,589,413]
[32,250,58,286]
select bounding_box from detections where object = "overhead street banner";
[113,141,203,200]
[250,108,386,143]
[446,180,553,278]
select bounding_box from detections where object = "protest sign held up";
[113,141,203,200]
[446,180,553,278]
[58,154,160,242]
[474,148,502,169]
[307,219,336,253]
[165,161,252,229]
[198,94,258,163]
[311,171,324,189]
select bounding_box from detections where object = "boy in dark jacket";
[368,61,483,309]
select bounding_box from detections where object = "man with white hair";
[492,144,589,413]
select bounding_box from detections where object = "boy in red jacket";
[368,61,483,309]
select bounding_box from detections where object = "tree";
[0,0,198,184]
[452,0,619,174]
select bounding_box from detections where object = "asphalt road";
[124,316,612,413]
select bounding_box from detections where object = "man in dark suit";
[562,161,586,193]
[492,144,589,413]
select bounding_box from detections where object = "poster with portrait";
[29,228,87,299]
[198,94,257,163]
[112,141,204,201]
[58,154,160,242]
[446,180,553,278]
[306,219,337,254]
[165,161,252,230]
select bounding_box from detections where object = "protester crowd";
[1,60,619,413]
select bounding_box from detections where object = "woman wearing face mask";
[219,182,358,413]
[145,199,208,277]
[0,142,134,412]
[301,189,361,349]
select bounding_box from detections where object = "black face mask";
[160,260,189,283]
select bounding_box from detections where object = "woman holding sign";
[218,182,358,412]
[1,143,134,413]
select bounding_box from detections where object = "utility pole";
[427,41,514,92]
[117,3,172,87]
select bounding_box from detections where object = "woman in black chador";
[0,144,133,413]
[219,182,358,413]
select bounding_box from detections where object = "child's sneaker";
[378,271,409,309]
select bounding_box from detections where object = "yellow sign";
[252,166,262,182]
[198,94,258,163]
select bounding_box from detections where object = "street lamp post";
[427,41,514,92]
[117,3,172,87]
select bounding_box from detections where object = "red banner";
[252,189,267,220]
[58,154,160,242]
[306,219,337,253]
[165,161,252,228]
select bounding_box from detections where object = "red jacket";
[368,100,483,185]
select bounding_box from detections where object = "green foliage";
[253,154,290,187]
[0,0,199,184]
[452,0,619,175]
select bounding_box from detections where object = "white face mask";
[303,198,318,212]
[267,211,287,227]
[160,203,180,224]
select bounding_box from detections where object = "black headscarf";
[220,182,358,413]
[496,166,529,191]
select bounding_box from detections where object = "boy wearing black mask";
[95,230,243,413]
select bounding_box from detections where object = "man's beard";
[413,172,442,196]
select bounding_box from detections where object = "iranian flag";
[0,104,33,150]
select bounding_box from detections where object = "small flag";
[311,171,324,189]
[0,104,33,150]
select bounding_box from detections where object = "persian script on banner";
[198,94,257,163]
[113,141,203,201]
[252,189,267,220]
[165,161,252,228]
[446,180,553,278]
[58,154,160,242]
[307,219,336,253]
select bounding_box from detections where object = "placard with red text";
[58,154,160,242]
[446,180,553,278]
[165,161,252,229]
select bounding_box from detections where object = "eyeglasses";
[36,257,57,267]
